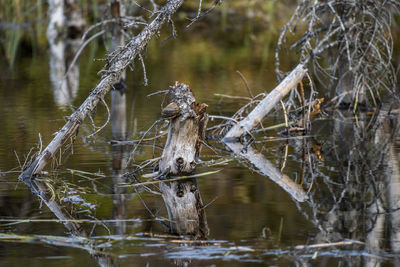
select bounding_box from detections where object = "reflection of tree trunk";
[47,0,85,107]
[160,178,208,238]
[111,134,129,235]
[158,83,209,238]
[111,144,129,235]
[334,53,354,105]
[109,0,128,236]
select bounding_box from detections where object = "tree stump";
[158,82,209,238]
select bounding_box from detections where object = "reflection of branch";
[225,142,308,202]
[21,179,117,267]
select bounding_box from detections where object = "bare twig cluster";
[276,0,399,108]
[292,111,400,243]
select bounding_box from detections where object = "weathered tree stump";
[158,83,209,238]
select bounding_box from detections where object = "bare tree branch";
[19,0,185,182]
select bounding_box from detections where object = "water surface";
[0,4,400,267]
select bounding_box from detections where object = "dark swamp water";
[1,1,400,266]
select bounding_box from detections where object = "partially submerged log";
[224,63,307,141]
[225,142,308,202]
[19,0,185,182]
[158,83,209,238]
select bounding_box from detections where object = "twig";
[209,115,239,124]
[280,100,289,128]
[109,132,167,145]
[299,80,305,125]
[295,240,363,250]
[119,170,221,188]
[214,93,252,101]
[128,119,162,164]
[147,90,169,98]
[236,70,254,98]
[65,30,105,78]
[86,97,111,138]
[138,53,148,86]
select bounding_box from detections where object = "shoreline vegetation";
[0,0,297,67]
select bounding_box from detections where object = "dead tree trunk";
[19,0,185,181]
[158,83,209,238]
[224,63,307,141]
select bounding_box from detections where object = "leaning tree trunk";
[19,0,185,181]
[109,0,129,235]
[158,83,209,238]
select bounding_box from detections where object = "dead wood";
[159,83,208,175]
[224,63,307,141]
[225,142,308,202]
[158,83,209,238]
[19,0,185,182]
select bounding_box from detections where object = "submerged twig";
[119,170,221,188]
[295,240,364,250]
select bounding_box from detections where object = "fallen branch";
[223,63,307,141]
[19,0,185,182]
